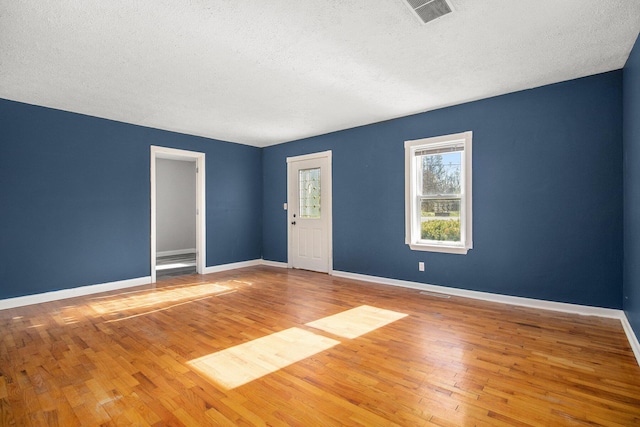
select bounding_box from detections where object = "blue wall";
[263,71,623,308]
[0,99,262,299]
[624,34,640,342]
[0,70,628,311]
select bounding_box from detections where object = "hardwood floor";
[0,266,639,426]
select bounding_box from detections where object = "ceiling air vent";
[403,0,453,25]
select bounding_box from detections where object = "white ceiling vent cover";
[403,0,453,24]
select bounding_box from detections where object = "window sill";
[408,243,471,255]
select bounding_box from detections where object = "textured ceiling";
[1,1,639,147]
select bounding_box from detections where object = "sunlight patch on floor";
[188,305,408,389]
[104,293,238,323]
[188,327,339,389]
[90,282,232,315]
[305,305,408,339]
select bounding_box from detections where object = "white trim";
[260,260,289,268]
[285,150,332,164]
[621,314,640,366]
[408,243,469,254]
[0,276,151,310]
[286,150,333,274]
[334,270,639,366]
[203,259,262,274]
[151,150,157,282]
[157,248,197,257]
[151,146,206,283]
[0,259,274,311]
[1,262,637,367]
[332,270,622,318]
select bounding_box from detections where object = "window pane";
[420,199,461,242]
[299,168,321,218]
[420,152,461,195]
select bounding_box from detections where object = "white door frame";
[150,146,206,282]
[286,150,333,273]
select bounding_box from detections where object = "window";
[405,131,472,254]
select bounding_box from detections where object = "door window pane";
[299,168,321,218]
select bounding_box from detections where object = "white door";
[287,151,332,273]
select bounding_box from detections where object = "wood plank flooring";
[0,266,639,426]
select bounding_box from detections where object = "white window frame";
[405,131,473,254]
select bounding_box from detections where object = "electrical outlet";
[418,262,425,271]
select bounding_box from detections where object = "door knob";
[291,221,296,225]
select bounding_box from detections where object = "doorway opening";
[151,146,206,282]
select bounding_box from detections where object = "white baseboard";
[203,259,262,274]
[332,270,623,318]
[332,270,639,366]
[0,258,270,310]
[3,262,637,367]
[0,276,152,310]
[260,259,288,268]
[621,314,640,366]
[157,248,196,257]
